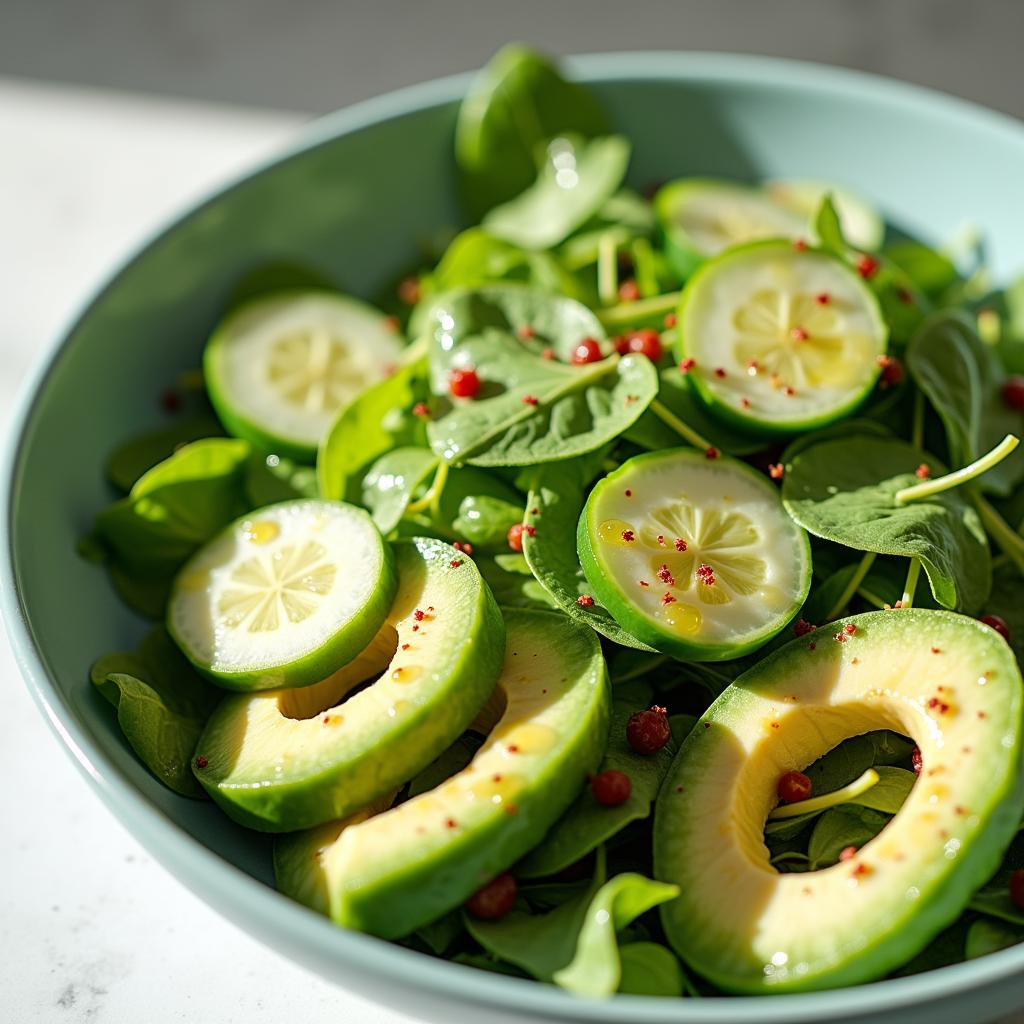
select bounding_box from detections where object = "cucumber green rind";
[577,449,812,661]
[654,609,1024,993]
[194,538,505,831]
[675,240,888,437]
[167,500,398,691]
[274,608,610,935]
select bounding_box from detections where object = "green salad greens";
[83,44,1024,1000]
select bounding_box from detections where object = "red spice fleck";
[911,747,923,774]
[769,463,784,480]
[833,632,848,643]
[815,292,831,305]
[674,537,687,552]
[625,489,633,497]
[412,402,430,418]
[618,279,641,302]
[507,744,519,754]
[398,276,421,305]
[656,564,675,586]
[679,357,697,374]
[504,804,519,816]
[896,287,915,305]
[877,355,904,388]
[618,328,663,361]
[790,326,809,342]
[778,771,812,804]
[714,367,727,379]
[703,722,712,729]
[541,347,556,360]
[449,368,481,398]
[383,315,401,332]
[978,711,988,719]
[507,523,527,552]
[931,646,941,654]
[627,706,671,754]
[980,613,1011,641]
[577,594,594,607]
[571,337,603,364]
[465,872,517,920]
[1002,376,1024,411]
[893,600,904,609]
[794,619,816,637]
[661,592,676,606]
[195,755,209,769]
[1008,871,1024,912]
[844,623,857,635]
[530,508,539,515]
[747,359,760,373]
[414,609,425,621]
[839,846,858,862]
[639,580,649,587]
[955,805,968,816]
[160,388,182,414]
[851,862,873,878]
[784,386,796,397]
[591,769,632,807]
[696,563,716,586]
[412,624,419,632]
[770,722,779,729]
[450,559,464,568]
[927,697,951,714]
[664,312,678,329]
[452,541,474,554]
[675,785,685,793]
[492,774,502,782]
[856,254,880,279]
[323,715,331,724]
[522,394,539,406]
[793,238,808,252]
[740,397,751,409]
[401,643,410,651]
[621,529,636,542]
[657,534,666,546]
[517,324,536,340]
[915,463,931,480]
[705,446,719,460]
[808,641,817,650]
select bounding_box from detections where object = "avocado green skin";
[654,608,1024,993]
[193,539,505,832]
[674,239,889,438]
[167,499,398,692]
[274,608,611,937]
[576,448,811,662]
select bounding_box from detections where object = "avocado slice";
[192,537,504,832]
[654,608,1024,993]
[273,607,610,938]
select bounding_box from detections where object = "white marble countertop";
[0,77,423,1024]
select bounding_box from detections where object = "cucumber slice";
[273,607,609,936]
[577,449,811,661]
[767,178,885,253]
[204,290,404,461]
[655,179,807,277]
[168,499,396,691]
[676,240,888,435]
[191,537,505,831]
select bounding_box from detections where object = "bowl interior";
[8,53,1024,1024]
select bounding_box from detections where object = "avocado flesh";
[654,608,1024,993]
[274,607,610,938]
[193,537,505,832]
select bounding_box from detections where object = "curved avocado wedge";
[192,538,504,832]
[654,608,1024,993]
[273,608,610,938]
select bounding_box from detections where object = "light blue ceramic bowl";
[5,53,1024,1024]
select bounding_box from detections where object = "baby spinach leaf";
[451,494,523,549]
[814,194,846,256]
[521,455,654,650]
[413,911,466,957]
[853,765,916,814]
[782,436,991,612]
[982,562,1024,665]
[455,43,610,218]
[475,554,556,610]
[616,942,686,997]
[807,805,891,869]
[317,354,429,501]
[244,451,318,507]
[94,438,251,577]
[891,918,973,977]
[361,447,439,534]
[965,918,1024,959]
[426,287,657,467]
[517,697,691,878]
[551,873,680,996]
[90,628,219,797]
[883,241,959,299]
[483,135,631,251]
[560,189,656,271]
[105,415,224,492]
[969,889,1024,927]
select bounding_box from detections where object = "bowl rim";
[5,51,1024,1022]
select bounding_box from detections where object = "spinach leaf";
[891,918,973,977]
[244,451,318,507]
[517,697,691,878]
[90,628,219,797]
[455,43,610,218]
[317,354,429,501]
[361,447,439,534]
[110,565,173,620]
[105,415,224,492]
[782,436,991,612]
[965,918,1024,959]
[475,554,556,610]
[813,194,846,256]
[982,562,1024,664]
[560,189,656,271]
[853,765,916,813]
[521,454,654,650]
[483,135,631,251]
[807,805,891,869]
[426,287,657,467]
[969,889,1024,927]
[413,912,465,957]
[616,942,686,997]
[94,438,251,576]
[883,241,959,299]
[451,494,523,549]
